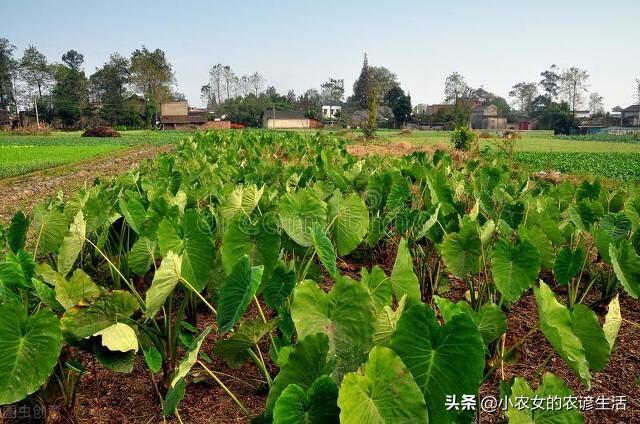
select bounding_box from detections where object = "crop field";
[0,130,638,423]
[0,130,188,179]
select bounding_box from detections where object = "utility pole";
[34,96,40,127]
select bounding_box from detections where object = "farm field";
[0,130,638,423]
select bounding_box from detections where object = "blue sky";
[3,0,639,109]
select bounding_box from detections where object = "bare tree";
[588,92,604,116]
[559,67,589,116]
[636,78,640,104]
[248,72,265,97]
[238,75,250,97]
[222,66,235,100]
[209,64,223,105]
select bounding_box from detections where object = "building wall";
[265,118,321,129]
[161,101,188,116]
[201,120,231,130]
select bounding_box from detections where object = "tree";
[539,65,560,101]
[248,72,265,97]
[351,54,399,108]
[537,101,576,135]
[89,53,132,125]
[320,78,344,103]
[383,85,404,109]
[200,84,216,110]
[129,46,174,124]
[209,64,224,105]
[19,45,52,105]
[559,67,589,116]
[509,82,538,113]
[392,93,412,127]
[352,54,371,109]
[298,88,321,112]
[635,78,640,104]
[51,50,88,127]
[286,89,296,104]
[222,66,235,100]
[444,72,472,105]
[588,92,604,116]
[238,75,251,97]
[0,38,17,111]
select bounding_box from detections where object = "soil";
[0,144,173,223]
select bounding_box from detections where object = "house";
[321,104,342,119]
[610,106,623,119]
[261,110,322,129]
[0,109,19,129]
[621,104,640,126]
[160,101,209,129]
[470,104,506,130]
[427,104,452,116]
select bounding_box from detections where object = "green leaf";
[217,255,264,333]
[491,238,540,302]
[603,295,622,350]
[534,282,591,388]
[55,268,103,309]
[291,278,375,381]
[338,346,428,424]
[390,238,421,304]
[327,192,369,256]
[360,266,392,315]
[610,240,640,298]
[518,225,554,270]
[7,211,29,253]
[33,204,67,254]
[94,323,138,352]
[214,318,278,368]
[434,296,506,348]
[0,250,35,288]
[273,376,339,424]
[171,326,212,387]
[57,211,86,277]
[506,373,584,424]
[263,264,296,310]
[553,247,585,286]
[163,378,186,416]
[143,346,163,373]
[571,304,611,372]
[128,236,156,275]
[266,333,334,413]
[280,189,327,247]
[118,196,146,234]
[310,223,338,280]
[601,213,631,241]
[219,184,264,219]
[372,294,406,347]
[390,303,485,423]
[0,303,62,405]
[440,221,481,278]
[94,344,134,373]
[145,251,181,318]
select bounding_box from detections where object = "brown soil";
[0,144,173,223]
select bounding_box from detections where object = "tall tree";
[559,67,589,116]
[248,72,265,97]
[19,45,52,105]
[298,88,321,111]
[89,53,132,124]
[320,78,344,103]
[509,82,538,113]
[635,78,640,104]
[444,72,472,105]
[539,64,560,101]
[209,64,224,105]
[200,84,216,110]
[0,38,17,111]
[222,66,235,100]
[286,89,296,104]
[352,54,371,109]
[129,46,174,110]
[588,92,604,116]
[352,55,399,108]
[51,49,88,127]
[392,92,412,127]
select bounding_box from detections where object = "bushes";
[81,126,121,137]
[450,126,477,151]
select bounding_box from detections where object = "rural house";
[261,110,322,129]
[470,104,506,130]
[621,104,640,126]
[160,101,209,129]
[321,103,342,119]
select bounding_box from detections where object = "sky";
[3,0,639,110]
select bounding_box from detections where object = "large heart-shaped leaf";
[0,250,35,289]
[390,238,421,305]
[492,238,540,302]
[93,323,138,353]
[327,192,369,256]
[263,263,296,310]
[570,304,611,372]
[33,203,67,255]
[390,303,484,423]
[338,346,428,424]
[553,247,585,286]
[440,221,481,278]
[274,375,339,424]
[360,266,392,315]
[0,303,62,404]
[600,212,631,241]
[219,184,264,220]
[145,251,182,318]
[279,189,327,247]
[215,318,278,368]
[372,294,406,347]
[291,278,375,381]
[603,295,622,350]
[7,211,29,253]
[57,211,86,277]
[610,240,640,298]
[435,296,506,348]
[217,255,264,333]
[310,223,338,280]
[128,236,156,275]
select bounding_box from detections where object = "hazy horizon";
[3,0,639,110]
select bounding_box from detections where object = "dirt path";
[0,144,173,223]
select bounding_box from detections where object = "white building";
[321,104,342,119]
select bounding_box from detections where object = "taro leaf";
[219,184,264,220]
[279,189,327,247]
[571,304,611,372]
[93,323,138,353]
[94,344,134,373]
[266,333,335,413]
[31,278,64,312]
[163,378,186,416]
[360,265,392,315]
[576,179,601,202]
[170,326,212,387]
[372,294,406,347]
[273,376,339,424]
[518,225,554,270]
[427,168,455,214]
[33,203,67,254]
[327,192,369,256]
[263,263,296,310]
[592,227,613,263]
[60,290,139,342]
[506,373,584,424]
[601,213,631,241]
[390,238,421,305]
[55,268,102,309]
[310,223,338,280]
[603,295,622,350]
[553,247,585,286]
[215,318,278,368]
[491,238,540,302]
[440,221,481,278]
[290,278,375,382]
[217,255,264,333]
[609,240,640,298]
[145,251,182,318]
[143,346,163,373]
[0,303,62,405]
[0,250,35,288]
[534,282,591,388]
[7,211,29,253]
[338,346,428,424]
[57,211,86,277]
[416,204,441,241]
[221,215,280,281]
[390,303,484,423]
[128,236,156,276]
[118,196,146,234]
[434,296,506,348]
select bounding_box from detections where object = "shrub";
[478,132,493,139]
[9,124,52,136]
[450,126,477,151]
[82,126,121,137]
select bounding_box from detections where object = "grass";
[512,152,640,181]
[0,130,188,179]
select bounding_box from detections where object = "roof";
[623,104,640,112]
[262,110,308,120]
[612,106,624,112]
[161,115,208,124]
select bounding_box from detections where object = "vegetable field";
[0,130,638,423]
